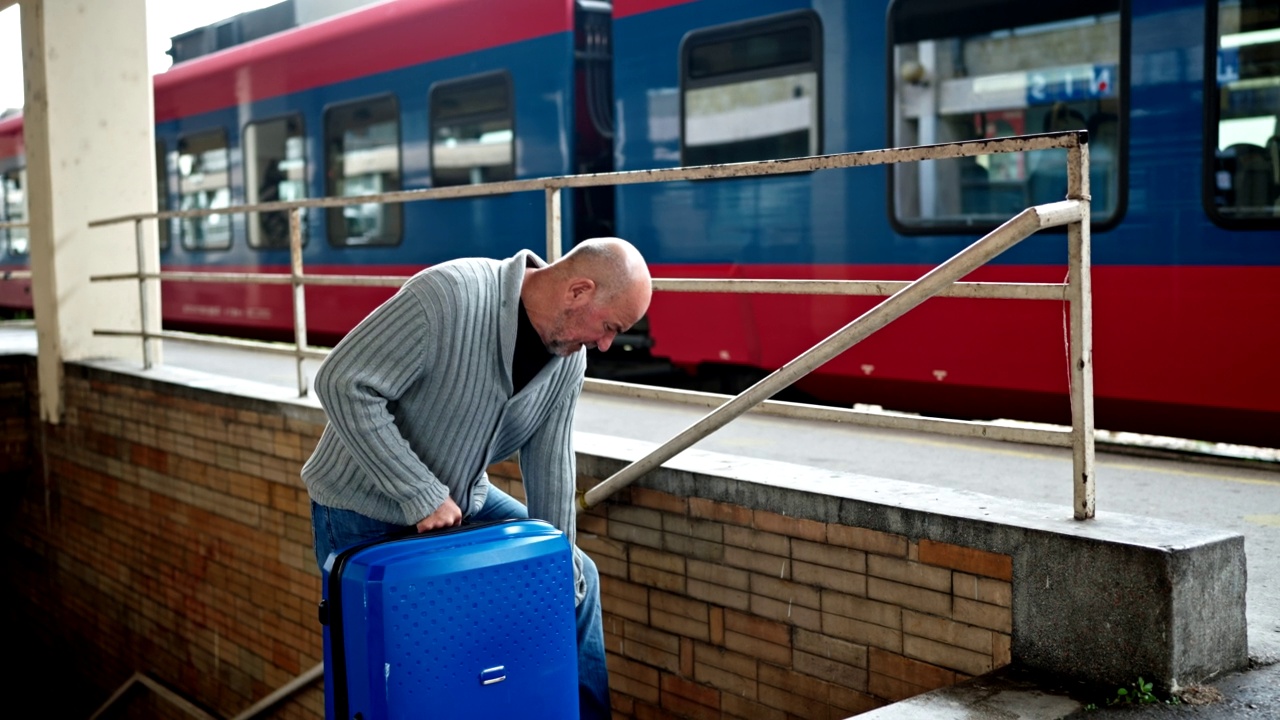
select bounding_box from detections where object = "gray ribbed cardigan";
[301,251,587,598]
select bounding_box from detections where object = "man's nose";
[597,332,615,352]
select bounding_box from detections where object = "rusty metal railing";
[86,131,1096,520]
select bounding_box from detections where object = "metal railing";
[87,131,1096,520]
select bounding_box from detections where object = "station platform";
[2,322,1277,717]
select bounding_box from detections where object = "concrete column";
[20,0,160,423]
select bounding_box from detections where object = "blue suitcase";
[319,519,579,719]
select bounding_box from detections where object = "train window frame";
[1203,0,1280,230]
[242,114,309,250]
[885,0,1130,236]
[155,140,171,251]
[323,94,404,248]
[429,71,516,188]
[1,165,27,257]
[678,10,824,168]
[176,128,235,252]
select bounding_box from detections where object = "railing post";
[1067,132,1096,520]
[545,186,563,262]
[134,219,153,370]
[289,208,309,397]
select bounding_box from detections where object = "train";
[1,0,1278,448]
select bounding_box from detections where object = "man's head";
[524,238,653,357]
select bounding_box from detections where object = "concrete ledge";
[575,433,1249,692]
[850,668,1083,720]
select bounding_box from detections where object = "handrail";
[83,130,1095,518]
[580,199,1087,508]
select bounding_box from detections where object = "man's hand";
[416,497,462,532]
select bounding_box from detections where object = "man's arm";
[313,283,452,525]
[519,381,586,603]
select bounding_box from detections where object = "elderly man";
[303,238,652,720]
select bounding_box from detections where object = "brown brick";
[822,591,901,629]
[624,619,680,654]
[794,650,869,691]
[792,538,867,573]
[793,560,867,597]
[725,610,791,647]
[608,504,664,530]
[709,607,725,646]
[631,487,688,515]
[694,641,758,677]
[828,525,908,557]
[903,610,993,654]
[609,655,661,704]
[663,672,720,707]
[918,539,1012,581]
[903,635,993,676]
[753,509,826,542]
[721,693,785,720]
[632,565,687,594]
[724,524,791,557]
[689,497,753,527]
[953,597,1012,633]
[794,628,868,669]
[609,519,664,550]
[954,572,1013,608]
[830,685,884,716]
[688,558,749,591]
[869,648,957,690]
[867,555,953,593]
[652,590,707,620]
[750,573,822,610]
[994,633,1012,667]
[653,610,709,642]
[663,515,723,543]
[867,577,952,617]
[688,578,749,611]
[749,594,822,632]
[662,533,725,562]
[621,637,680,673]
[723,545,790,578]
[824,613,903,653]
[726,630,791,666]
[868,671,931,702]
[759,663,830,705]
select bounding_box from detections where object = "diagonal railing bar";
[580,199,1087,509]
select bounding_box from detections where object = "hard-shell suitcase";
[319,519,579,719]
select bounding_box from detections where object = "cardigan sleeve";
[519,378,586,604]
[312,281,451,525]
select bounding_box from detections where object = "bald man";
[303,239,651,719]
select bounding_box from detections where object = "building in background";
[167,0,382,64]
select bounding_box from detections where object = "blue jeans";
[312,488,610,720]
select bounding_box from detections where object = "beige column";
[19,0,160,423]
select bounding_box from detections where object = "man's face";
[542,290,644,357]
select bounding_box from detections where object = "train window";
[889,0,1123,232]
[430,72,515,187]
[680,11,822,166]
[1209,0,1280,225]
[325,96,402,247]
[155,140,170,250]
[177,129,233,250]
[2,167,27,256]
[244,116,308,248]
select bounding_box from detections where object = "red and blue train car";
[0,0,1277,446]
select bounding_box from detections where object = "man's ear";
[566,278,597,306]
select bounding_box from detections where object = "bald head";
[523,238,653,356]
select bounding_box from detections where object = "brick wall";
[2,359,1014,719]
[489,462,1013,720]
[2,362,328,718]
